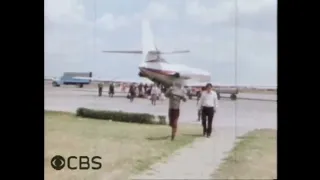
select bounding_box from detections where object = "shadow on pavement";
[146,136,171,141]
[181,133,203,137]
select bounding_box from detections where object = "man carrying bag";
[165,82,187,141]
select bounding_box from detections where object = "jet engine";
[138,72,146,77]
[172,72,190,80]
[173,73,180,78]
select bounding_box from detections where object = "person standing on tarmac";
[138,83,143,97]
[109,83,115,97]
[144,84,148,95]
[129,83,136,102]
[150,85,159,105]
[186,86,191,99]
[98,82,104,97]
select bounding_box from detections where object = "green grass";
[212,129,277,179]
[45,111,200,180]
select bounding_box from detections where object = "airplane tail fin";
[141,20,190,62]
[101,19,156,56]
[142,19,157,57]
[102,19,190,62]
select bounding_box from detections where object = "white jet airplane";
[75,20,211,88]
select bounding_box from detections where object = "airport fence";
[76,107,166,125]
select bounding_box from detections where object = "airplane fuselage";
[138,62,211,87]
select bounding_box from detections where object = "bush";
[76,107,166,125]
[158,115,167,125]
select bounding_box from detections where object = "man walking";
[144,84,148,95]
[109,83,115,97]
[138,83,143,97]
[165,82,187,141]
[198,83,218,138]
[128,83,136,102]
[98,82,104,97]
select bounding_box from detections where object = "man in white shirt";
[197,83,219,137]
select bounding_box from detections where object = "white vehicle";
[75,20,211,89]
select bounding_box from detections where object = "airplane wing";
[73,76,153,84]
[184,81,207,87]
[210,83,277,89]
[159,50,190,54]
[102,50,142,54]
[183,81,237,87]
[102,50,190,55]
[184,81,277,91]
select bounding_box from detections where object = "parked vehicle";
[52,72,92,88]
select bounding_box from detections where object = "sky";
[44,0,277,86]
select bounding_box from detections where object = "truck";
[52,72,92,88]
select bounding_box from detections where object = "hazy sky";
[45,0,277,86]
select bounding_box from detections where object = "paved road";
[45,84,277,102]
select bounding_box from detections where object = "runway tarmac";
[45,85,277,102]
[45,87,277,130]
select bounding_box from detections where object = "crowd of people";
[126,83,167,104]
[97,81,219,141]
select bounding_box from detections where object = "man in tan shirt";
[98,82,104,97]
[165,82,187,141]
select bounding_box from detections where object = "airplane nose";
[138,62,145,67]
[139,63,147,69]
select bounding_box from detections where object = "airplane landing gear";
[230,94,237,100]
[217,93,221,100]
